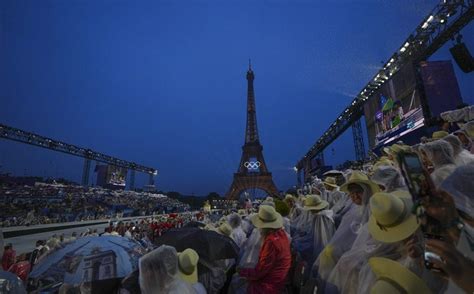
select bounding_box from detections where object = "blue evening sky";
[1,0,473,195]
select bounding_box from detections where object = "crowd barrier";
[2,213,192,239]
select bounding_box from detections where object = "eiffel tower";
[225,62,279,200]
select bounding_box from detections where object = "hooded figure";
[370,165,407,193]
[178,249,207,294]
[421,140,457,186]
[227,213,247,248]
[139,245,194,294]
[454,129,473,153]
[312,172,380,283]
[326,192,426,294]
[442,134,474,166]
[292,195,335,268]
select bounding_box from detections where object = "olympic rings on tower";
[244,161,261,170]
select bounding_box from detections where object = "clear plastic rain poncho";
[312,202,361,280]
[139,245,194,294]
[292,209,336,268]
[322,189,347,209]
[311,183,373,281]
[227,213,247,248]
[421,140,457,186]
[443,134,474,166]
[325,226,420,294]
[238,216,263,268]
[354,229,446,294]
[440,163,474,217]
[370,165,407,193]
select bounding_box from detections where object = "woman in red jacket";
[238,205,291,294]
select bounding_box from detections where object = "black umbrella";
[154,228,239,260]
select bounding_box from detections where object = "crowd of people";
[1,120,474,293]
[171,119,473,294]
[0,183,190,227]
[1,212,196,287]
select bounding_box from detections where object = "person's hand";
[425,238,474,293]
[422,190,458,227]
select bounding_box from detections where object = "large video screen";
[106,165,128,187]
[363,62,425,149]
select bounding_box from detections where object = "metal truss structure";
[352,118,365,161]
[296,0,473,171]
[0,123,157,187]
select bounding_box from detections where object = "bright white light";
[427,15,434,22]
[390,58,395,63]
[293,167,298,172]
[400,47,407,53]
[440,19,445,23]
[422,22,429,29]
[404,42,410,48]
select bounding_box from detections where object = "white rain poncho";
[311,183,373,281]
[325,226,411,294]
[139,245,194,294]
[239,226,263,268]
[312,203,364,280]
[354,230,446,294]
[227,213,247,248]
[322,189,347,209]
[421,140,457,186]
[442,134,474,166]
[332,197,354,228]
[370,165,407,193]
[292,209,336,267]
[440,163,474,217]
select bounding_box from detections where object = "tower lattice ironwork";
[226,64,279,200]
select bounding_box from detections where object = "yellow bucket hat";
[284,194,294,201]
[323,177,339,188]
[303,194,329,211]
[340,171,380,194]
[250,205,283,229]
[373,159,394,170]
[368,192,420,243]
[431,130,449,140]
[369,257,432,294]
[217,222,232,237]
[178,248,199,284]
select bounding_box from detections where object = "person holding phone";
[422,164,474,293]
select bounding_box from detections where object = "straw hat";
[369,257,432,294]
[368,192,420,243]
[323,177,339,188]
[250,205,283,229]
[284,194,295,201]
[217,222,232,236]
[391,190,411,199]
[303,194,329,211]
[340,171,380,194]
[178,248,199,284]
[463,121,474,138]
[431,130,449,140]
[389,144,411,155]
[373,159,394,170]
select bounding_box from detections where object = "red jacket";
[239,229,291,294]
[9,261,31,281]
[2,249,16,271]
